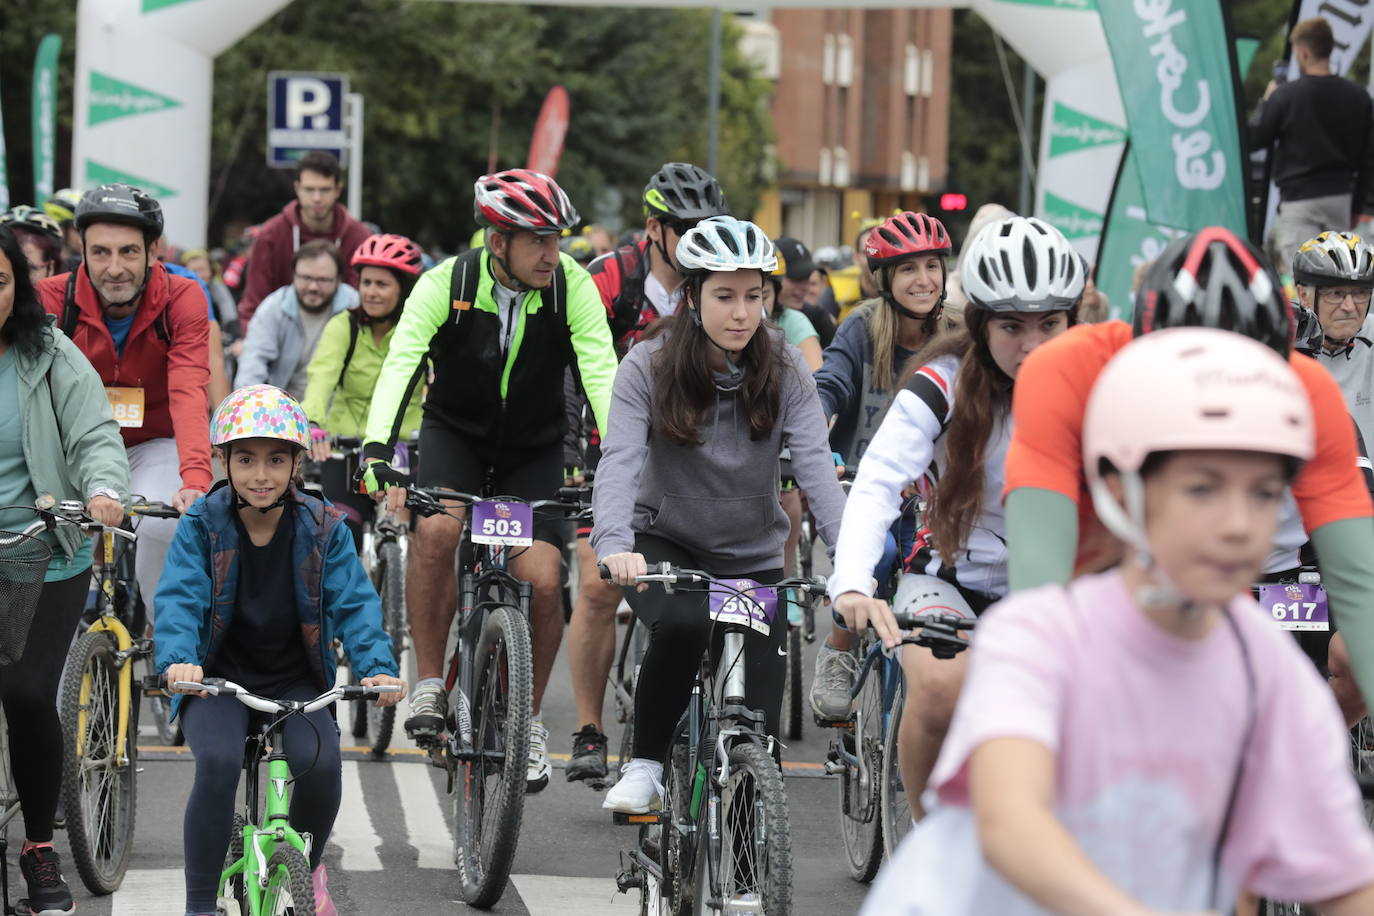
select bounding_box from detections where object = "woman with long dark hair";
[830,216,1084,821]
[592,216,846,813]
[0,224,129,914]
[302,234,426,539]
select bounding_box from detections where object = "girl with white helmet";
[155,385,406,916]
[863,329,1374,915]
[830,215,1082,823]
[592,216,847,813]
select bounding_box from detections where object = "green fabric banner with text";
[1096,0,1248,237]
[31,34,61,203]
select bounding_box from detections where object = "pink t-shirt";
[862,570,1374,915]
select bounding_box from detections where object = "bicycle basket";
[0,531,52,665]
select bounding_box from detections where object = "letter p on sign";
[286,78,332,129]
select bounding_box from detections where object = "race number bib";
[105,387,145,428]
[471,500,533,547]
[1258,582,1330,632]
[708,579,779,635]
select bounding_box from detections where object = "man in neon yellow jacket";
[360,170,617,792]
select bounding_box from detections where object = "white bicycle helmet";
[1292,231,1374,289]
[960,216,1085,312]
[892,574,975,620]
[676,216,778,275]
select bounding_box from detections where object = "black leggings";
[6,572,88,843]
[180,685,341,914]
[319,458,374,552]
[627,534,785,763]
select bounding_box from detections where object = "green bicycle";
[167,677,398,915]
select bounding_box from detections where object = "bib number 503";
[480,517,523,537]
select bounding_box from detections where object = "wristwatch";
[89,487,122,502]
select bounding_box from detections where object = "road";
[31,589,882,915]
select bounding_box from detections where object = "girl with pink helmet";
[864,329,1374,915]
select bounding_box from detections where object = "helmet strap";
[488,231,532,293]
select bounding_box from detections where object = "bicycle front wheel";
[782,621,803,742]
[361,540,405,756]
[262,844,314,915]
[454,604,533,908]
[711,742,793,914]
[838,649,884,882]
[880,683,912,859]
[60,629,137,894]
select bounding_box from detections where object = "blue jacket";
[154,481,396,716]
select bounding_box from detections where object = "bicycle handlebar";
[0,502,136,543]
[169,677,400,714]
[598,562,828,598]
[405,485,591,519]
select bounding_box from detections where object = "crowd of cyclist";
[5,135,1374,913]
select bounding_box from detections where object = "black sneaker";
[16,845,74,916]
[566,723,609,785]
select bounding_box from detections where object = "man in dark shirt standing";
[1250,17,1374,271]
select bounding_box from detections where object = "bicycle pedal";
[813,713,854,729]
[612,811,663,826]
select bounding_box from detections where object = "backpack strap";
[60,272,80,338]
[447,248,485,331]
[607,243,647,341]
[336,310,363,390]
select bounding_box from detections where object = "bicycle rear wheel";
[782,623,803,742]
[838,648,884,882]
[648,720,697,916]
[710,742,793,914]
[60,629,137,894]
[880,683,912,859]
[262,845,314,915]
[454,605,533,908]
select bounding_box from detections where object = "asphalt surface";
[18,559,885,915]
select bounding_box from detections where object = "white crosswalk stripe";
[328,760,384,870]
[511,875,629,915]
[391,759,453,869]
[109,868,184,916]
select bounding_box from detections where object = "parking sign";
[267,72,349,168]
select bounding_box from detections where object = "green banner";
[999,0,1096,9]
[85,160,177,199]
[1042,191,1105,240]
[0,76,9,211]
[31,34,61,203]
[1097,0,1248,235]
[1048,102,1126,158]
[1096,145,1184,321]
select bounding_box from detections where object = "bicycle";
[319,436,413,757]
[404,484,590,908]
[166,677,398,916]
[609,564,827,916]
[59,496,180,894]
[778,453,819,744]
[609,603,653,792]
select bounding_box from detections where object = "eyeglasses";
[294,272,339,287]
[1318,288,1373,306]
[664,219,699,237]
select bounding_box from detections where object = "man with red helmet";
[234,239,358,399]
[810,210,956,722]
[360,169,617,793]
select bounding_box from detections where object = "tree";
[207,1,773,250]
[0,0,77,208]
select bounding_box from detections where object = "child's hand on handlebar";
[601,552,649,591]
[833,591,902,650]
[165,663,207,697]
[361,675,407,707]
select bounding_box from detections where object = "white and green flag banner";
[1096,144,1184,320]
[0,80,9,212]
[1097,0,1249,237]
[31,34,61,204]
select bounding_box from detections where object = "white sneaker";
[602,758,664,813]
[526,716,551,794]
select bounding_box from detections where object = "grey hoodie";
[592,331,846,575]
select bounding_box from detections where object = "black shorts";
[415,416,564,547]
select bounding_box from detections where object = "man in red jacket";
[38,183,211,617]
[237,150,370,330]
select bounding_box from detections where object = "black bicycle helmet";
[74,183,164,239]
[1134,227,1293,357]
[643,163,729,222]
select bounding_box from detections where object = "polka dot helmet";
[210,385,310,450]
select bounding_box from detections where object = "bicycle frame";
[221,739,312,915]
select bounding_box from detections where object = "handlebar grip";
[599,563,612,581]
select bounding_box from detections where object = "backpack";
[445,246,567,330]
[602,243,648,342]
[60,270,173,346]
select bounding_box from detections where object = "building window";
[819,148,833,186]
[921,49,934,99]
[900,152,917,192]
[904,44,920,97]
[918,155,930,191]
[833,147,850,187]
[823,34,836,86]
[837,35,854,88]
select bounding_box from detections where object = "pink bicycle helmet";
[352,233,423,276]
[1084,328,1312,486]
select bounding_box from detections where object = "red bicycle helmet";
[351,233,423,276]
[473,169,579,235]
[865,212,952,266]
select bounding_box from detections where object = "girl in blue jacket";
[155,385,405,916]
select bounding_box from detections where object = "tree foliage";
[0,0,77,206]
[209,0,773,250]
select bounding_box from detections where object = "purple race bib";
[1258,582,1330,632]
[471,500,534,547]
[708,579,779,635]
